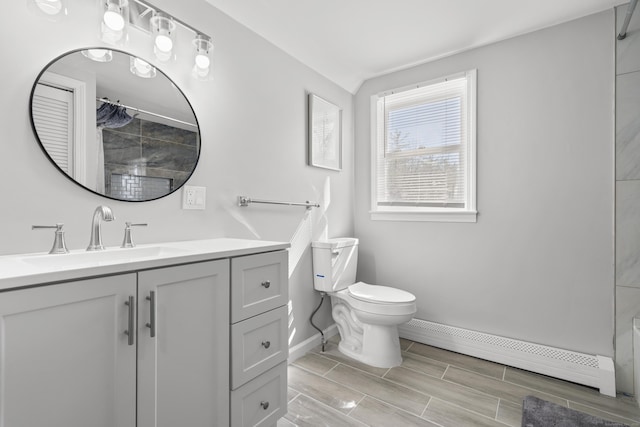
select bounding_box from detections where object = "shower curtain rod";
[618,0,638,40]
[96,97,197,128]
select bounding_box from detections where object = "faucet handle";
[121,222,148,248]
[32,223,69,254]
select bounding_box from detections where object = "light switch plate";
[182,186,206,210]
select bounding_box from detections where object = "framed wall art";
[308,93,342,171]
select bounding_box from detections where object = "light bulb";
[103,4,124,31]
[34,0,62,15]
[155,34,173,53]
[129,57,156,78]
[192,34,213,80]
[90,49,106,59]
[134,58,151,74]
[129,57,156,79]
[149,13,175,61]
[195,54,210,70]
[82,49,113,62]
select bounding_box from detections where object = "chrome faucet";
[87,206,115,251]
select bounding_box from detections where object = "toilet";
[311,237,416,368]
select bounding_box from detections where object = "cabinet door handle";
[261,340,271,349]
[260,401,269,410]
[261,280,271,289]
[145,291,156,338]
[124,296,135,346]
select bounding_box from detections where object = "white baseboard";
[288,324,339,364]
[398,318,616,397]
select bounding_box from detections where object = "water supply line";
[310,292,327,352]
[618,0,638,40]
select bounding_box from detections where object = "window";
[371,69,477,222]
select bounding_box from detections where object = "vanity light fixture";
[129,57,156,78]
[101,0,129,45]
[127,0,215,80]
[192,34,213,80]
[149,12,176,62]
[92,0,216,80]
[81,49,113,62]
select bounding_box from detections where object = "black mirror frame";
[29,47,201,202]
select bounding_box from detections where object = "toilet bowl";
[311,238,417,368]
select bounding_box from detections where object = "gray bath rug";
[521,395,629,427]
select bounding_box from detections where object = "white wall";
[354,11,615,357]
[0,0,352,347]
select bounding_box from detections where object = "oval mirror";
[30,48,200,202]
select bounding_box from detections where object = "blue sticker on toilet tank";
[316,274,325,278]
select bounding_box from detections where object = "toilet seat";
[348,282,415,304]
[334,282,416,316]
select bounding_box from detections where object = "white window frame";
[370,69,477,223]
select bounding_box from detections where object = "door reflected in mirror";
[30,48,200,202]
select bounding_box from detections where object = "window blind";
[32,83,74,175]
[375,75,469,209]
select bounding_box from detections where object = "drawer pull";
[261,340,271,349]
[261,280,271,289]
[260,401,270,410]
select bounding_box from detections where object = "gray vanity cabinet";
[0,274,138,427]
[0,259,230,427]
[0,244,290,427]
[137,259,230,427]
[230,251,289,427]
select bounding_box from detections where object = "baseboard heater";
[398,318,616,397]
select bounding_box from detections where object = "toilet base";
[337,323,403,368]
[329,290,415,369]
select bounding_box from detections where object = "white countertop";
[0,238,290,291]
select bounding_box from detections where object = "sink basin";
[21,246,190,268]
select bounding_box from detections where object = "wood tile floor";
[277,337,640,427]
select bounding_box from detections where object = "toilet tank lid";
[312,237,359,249]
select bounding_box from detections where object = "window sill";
[370,210,477,223]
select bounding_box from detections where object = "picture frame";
[308,93,342,171]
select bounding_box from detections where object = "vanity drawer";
[231,305,288,389]
[231,251,288,323]
[230,362,287,427]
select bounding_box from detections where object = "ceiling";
[204,0,628,93]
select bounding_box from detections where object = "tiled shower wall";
[102,118,198,198]
[615,4,640,394]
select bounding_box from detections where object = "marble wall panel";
[141,121,198,147]
[110,118,142,136]
[616,180,640,288]
[102,130,142,166]
[102,118,198,193]
[617,5,640,75]
[616,4,640,394]
[615,286,640,393]
[616,71,640,180]
[141,138,198,173]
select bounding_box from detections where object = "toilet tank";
[311,238,358,292]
